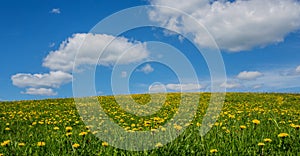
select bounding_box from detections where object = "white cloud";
[149,0,300,52]
[149,84,166,93]
[43,33,149,72]
[49,42,55,48]
[139,64,154,74]
[296,65,300,73]
[252,84,263,89]
[50,8,61,14]
[237,71,263,80]
[149,83,203,92]
[11,71,72,88]
[166,83,203,91]
[220,82,241,89]
[121,71,127,78]
[21,88,57,96]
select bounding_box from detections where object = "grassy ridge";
[0,93,300,155]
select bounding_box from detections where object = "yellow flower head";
[5,127,10,131]
[37,142,45,147]
[1,140,10,146]
[210,149,218,153]
[18,142,25,146]
[79,132,88,136]
[53,127,60,130]
[65,126,72,131]
[258,142,265,146]
[252,119,260,125]
[72,143,80,148]
[240,125,247,129]
[155,142,163,148]
[278,133,289,138]
[264,138,272,142]
[66,132,72,137]
[102,142,109,147]
[174,124,182,131]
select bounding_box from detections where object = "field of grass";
[0,93,300,155]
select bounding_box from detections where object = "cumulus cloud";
[50,8,61,14]
[139,64,154,74]
[296,65,300,73]
[166,83,203,91]
[149,0,300,51]
[21,88,57,96]
[149,83,203,92]
[11,71,72,88]
[220,82,241,89]
[43,33,149,72]
[237,71,263,80]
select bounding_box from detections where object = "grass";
[0,92,299,155]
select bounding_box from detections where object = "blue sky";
[1,0,300,101]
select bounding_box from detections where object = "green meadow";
[0,93,299,155]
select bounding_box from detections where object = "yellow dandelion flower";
[278,133,289,138]
[53,127,60,130]
[240,125,246,129]
[5,127,10,131]
[264,138,272,142]
[252,119,260,125]
[6,123,9,126]
[210,149,218,153]
[102,142,109,147]
[65,126,72,131]
[79,132,88,136]
[174,124,182,131]
[72,143,80,148]
[18,142,25,146]
[37,142,45,147]
[1,140,10,146]
[66,132,72,136]
[258,142,265,146]
[32,122,37,126]
[294,125,300,130]
[0,153,3,156]
[155,142,163,148]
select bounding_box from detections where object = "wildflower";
[32,122,37,126]
[294,125,300,130]
[278,133,289,138]
[0,153,3,156]
[65,126,72,131]
[53,127,59,130]
[72,143,80,148]
[196,122,201,127]
[240,125,246,130]
[252,119,260,125]
[18,142,25,146]
[38,121,44,125]
[174,124,182,131]
[79,132,88,136]
[264,138,272,142]
[66,132,72,137]
[210,149,218,153]
[5,127,10,131]
[1,140,10,146]
[37,142,46,147]
[102,142,109,147]
[6,123,9,126]
[155,142,163,148]
[258,142,265,146]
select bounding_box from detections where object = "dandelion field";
[0,93,300,155]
